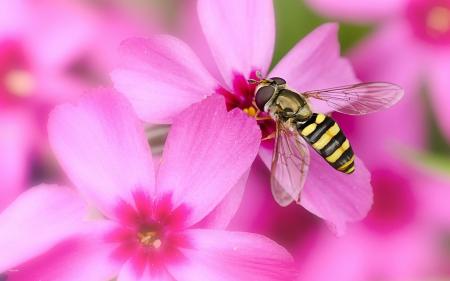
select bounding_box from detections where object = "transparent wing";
[271,119,310,207]
[302,82,403,115]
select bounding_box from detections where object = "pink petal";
[0,0,24,34]
[111,36,217,123]
[301,153,373,235]
[350,23,422,86]
[23,1,95,70]
[22,0,149,72]
[176,0,223,82]
[296,229,367,281]
[168,229,297,281]
[48,89,155,217]
[6,227,119,281]
[156,95,261,227]
[117,260,174,281]
[297,226,433,281]
[415,173,450,226]
[195,170,249,229]
[258,142,274,170]
[0,110,34,211]
[0,0,93,70]
[226,159,276,231]
[429,54,450,141]
[197,0,275,86]
[269,23,359,114]
[304,0,407,22]
[0,184,87,273]
[117,261,141,281]
[346,23,425,164]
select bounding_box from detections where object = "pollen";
[243,106,257,117]
[427,6,450,34]
[3,69,35,97]
[138,231,162,249]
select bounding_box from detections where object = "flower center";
[427,6,450,33]
[106,191,190,277]
[0,40,34,101]
[406,0,450,45]
[137,230,162,249]
[216,71,276,140]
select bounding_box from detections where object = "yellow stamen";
[152,239,162,248]
[3,70,35,97]
[427,6,450,34]
[243,106,257,117]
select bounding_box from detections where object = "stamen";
[137,231,162,249]
[427,6,450,34]
[243,106,257,117]
[152,239,162,249]
[4,69,34,97]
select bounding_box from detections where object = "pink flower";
[0,0,150,210]
[111,0,373,234]
[305,0,450,143]
[0,90,296,280]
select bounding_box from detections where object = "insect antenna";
[248,70,265,84]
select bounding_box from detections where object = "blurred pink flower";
[0,0,150,210]
[0,110,34,211]
[306,0,450,143]
[0,90,297,280]
[295,164,450,281]
[111,0,373,234]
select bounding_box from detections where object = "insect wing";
[271,120,310,207]
[302,82,403,115]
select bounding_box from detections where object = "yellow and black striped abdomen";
[296,113,355,174]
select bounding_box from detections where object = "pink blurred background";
[1,0,450,280]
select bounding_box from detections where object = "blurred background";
[1,0,450,280]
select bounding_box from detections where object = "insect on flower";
[249,73,403,206]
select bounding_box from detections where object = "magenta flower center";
[106,191,189,276]
[216,71,276,140]
[406,0,450,45]
[0,39,35,102]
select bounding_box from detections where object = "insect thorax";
[269,89,312,122]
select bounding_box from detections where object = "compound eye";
[255,86,275,112]
[270,77,286,85]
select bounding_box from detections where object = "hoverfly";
[250,75,403,207]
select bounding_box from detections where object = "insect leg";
[262,131,276,141]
